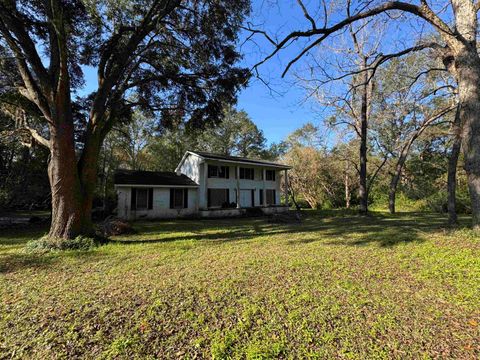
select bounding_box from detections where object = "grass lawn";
[1,211,479,359]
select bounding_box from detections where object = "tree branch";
[248,1,455,78]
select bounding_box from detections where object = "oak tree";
[0,0,249,241]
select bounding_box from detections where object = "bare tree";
[248,0,480,229]
[370,54,457,213]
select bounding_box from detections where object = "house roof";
[176,151,291,171]
[114,169,198,187]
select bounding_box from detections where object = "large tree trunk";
[47,119,91,239]
[358,63,369,215]
[47,89,103,240]
[78,129,103,234]
[447,107,462,226]
[455,50,480,230]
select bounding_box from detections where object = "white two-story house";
[115,151,291,219]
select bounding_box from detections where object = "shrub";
[421,190,471,214]
[370,192,426,212]
[99,216,135,237]
[26,235,95,252]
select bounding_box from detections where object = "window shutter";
[170,188,174,209]
[226,189,230,204]
[273,190,276,205]
[273,171,276,181]
[260,189,263,205]
[148,188,153,209]
[251,189,255,206]
[183,189,188,208]
[226,167,229,179]
[207,189,211,208]
[131,188,137,210]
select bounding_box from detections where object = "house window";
[208,165,229,178]
[170,188,188,209]
[266,189,276,205]
[239,167,254,180]
[265,170,276,181]
[259,189,264,205]
[131,188,153,210]
[208,188,229,207]
[136,188,148,209]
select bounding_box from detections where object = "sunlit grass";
[1,211,479,358]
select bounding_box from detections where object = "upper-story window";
[265,170,276,181]
[208,165,229,178]
[239,167,254,180]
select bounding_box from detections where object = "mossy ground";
[1,211,479,359]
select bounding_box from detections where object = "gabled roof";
[114,169,198,187]
[176,151,291,171]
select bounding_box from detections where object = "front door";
[239,189,253,208]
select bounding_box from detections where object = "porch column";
[262,168,266,206]
[236,165,241,208]
[202,162,208,209]
[284,169,289,206]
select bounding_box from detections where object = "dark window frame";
[207,188,230,208]
[208,165,229,179]
[170,188,189,209]
[131,188,153,210]
[173,188,185,209]
[239,167,254,180]
[266,189,276,205]
[265,170,276,181]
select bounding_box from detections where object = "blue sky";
[236,0,322,145]
[77,0,440,146]
[78,1,319,145]
[236,0,443,146]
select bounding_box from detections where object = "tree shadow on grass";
[1,211,470,273]
[287,211,471,247]
[0,248,110,274]
[0,253,56,274]
[110,211,463,248]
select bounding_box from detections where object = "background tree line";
[1,0,479,246]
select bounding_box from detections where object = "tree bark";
[389,140,418,214]
[447,106,461,226]
[455,52,480,230]
[358,61,369,215]
[344,163,350,209]
[447,2,480,230]
[389,153,408,214]
[47,118,89,239]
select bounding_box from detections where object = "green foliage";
[193,106,269,158]
[421,189,472,214]
[2,212,478,358]
[0,114,50,210]
[25,235,95,252]
[370,192,427,212]
[140,106,281,172]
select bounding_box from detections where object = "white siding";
[116,153,287,220]
[201,160,281,208]
[116,186,198,220]
[177,154,202,183]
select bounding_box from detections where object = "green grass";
[1,211,479,359]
